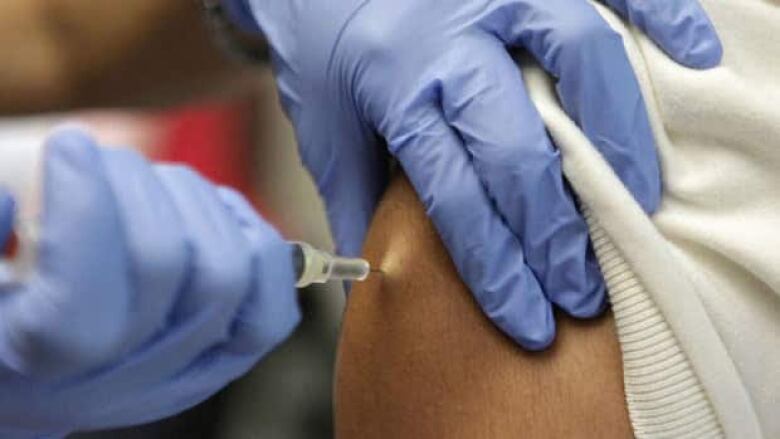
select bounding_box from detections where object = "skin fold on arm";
[335,174,633,438]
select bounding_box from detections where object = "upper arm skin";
[0,0,253,114]
[335,175,633,438]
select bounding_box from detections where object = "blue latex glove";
[0,128,300,438]
[235,0,721,349]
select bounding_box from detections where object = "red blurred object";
[152,99,257,198]
[2,230,18,259]
[142,98,285,228]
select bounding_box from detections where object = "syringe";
[291,241,371,288]
[2,221,372,289]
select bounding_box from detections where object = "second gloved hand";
[236,0,722,349]
[0,128,300,438]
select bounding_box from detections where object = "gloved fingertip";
[46,123,96,147]
[618,153,661,215]
[633,179,662,215]
[564,283,608,319]
[515,319,557,351]
[493,283,557,351]
[44,125,101,168]
[548,248,608,320]
[674,33,723,70]
[638,1,724,70]
[614,0,724,70]
[469,256,559,351]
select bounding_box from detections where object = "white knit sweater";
[524,1,779,437]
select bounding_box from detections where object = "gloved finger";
[441,40,605,318]
[295,111,388,259]
[98,148,189,353]
[0,128,130,377]
[602,0,723,69]
[215,187,300,355]
[154,166,254,352]
[387,106,556,350]
[487,0,661,214]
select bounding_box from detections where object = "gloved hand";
[0,128,300,438]
[235,0,721,349]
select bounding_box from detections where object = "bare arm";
[0,0,254,114]
[335,174,633,438]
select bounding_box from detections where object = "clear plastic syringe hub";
[291,241,370,288]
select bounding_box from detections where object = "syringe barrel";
[328,257,370,281]
[291,241,370,288]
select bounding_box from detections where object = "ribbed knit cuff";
[584,208,724,439]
